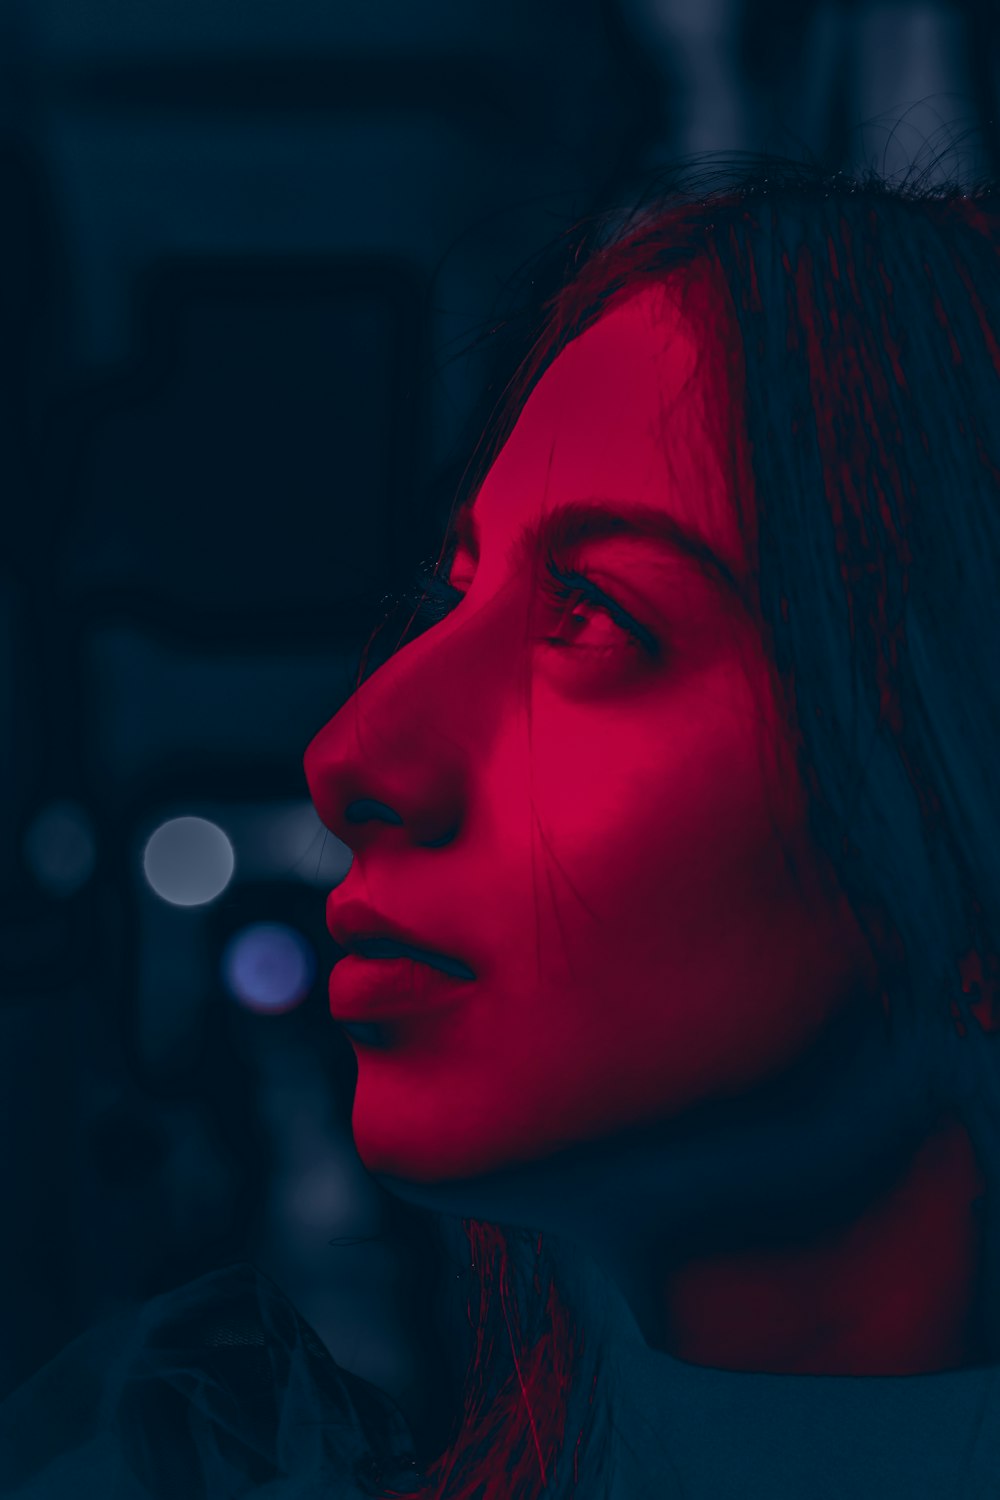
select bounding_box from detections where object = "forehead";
[470,276,749,575]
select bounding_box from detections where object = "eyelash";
[399,552,658,658]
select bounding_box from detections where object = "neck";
[618,1110,987,1374]
[378,1003,990,1377]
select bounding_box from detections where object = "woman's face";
[304,272,879,1183]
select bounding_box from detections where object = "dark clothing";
[0,1263,423,1499]
[2,1255,1000,1497]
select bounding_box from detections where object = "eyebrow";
[448,498,746,601]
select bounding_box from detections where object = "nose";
[303,613,492,853]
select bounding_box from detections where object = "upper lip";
[325,896,475,980]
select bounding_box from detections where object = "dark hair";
[368,158,1000,1498]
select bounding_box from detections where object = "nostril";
[345,799,403,825]
[420,826,459,848]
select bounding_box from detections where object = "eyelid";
[422,550,658,658]
[542,554,660,656]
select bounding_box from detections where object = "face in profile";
[304,270,881,1184]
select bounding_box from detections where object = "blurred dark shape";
[22,799,98,897]
[51,258,426,625]
[620,0,998,178]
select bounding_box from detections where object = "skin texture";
[304,271,985,1374]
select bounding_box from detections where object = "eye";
[367,566,465,660]
[404,568,466,628]
[388,556,660,660]
[355,567,464,684]
[539,554,659,657]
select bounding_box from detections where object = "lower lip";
[328,954,473,1031]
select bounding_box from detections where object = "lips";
[327,895,474,974]
[327,953,473,1041]
[348,935,474,980]
[322,900,476,1044]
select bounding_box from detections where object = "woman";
[4,161,1000,1499]
[304,156,1000,1496]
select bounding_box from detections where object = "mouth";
[349,936,475,980]
[328,943,475,1048]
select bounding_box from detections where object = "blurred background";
[2,0,999,1412]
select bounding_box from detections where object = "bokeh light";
[23,800,98,896]
[220,921,316,1013]
[142,816,235,907]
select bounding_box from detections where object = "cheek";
[500,655,843,1098]
[525,653,788,920]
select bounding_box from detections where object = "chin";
[351,1104,485,1184]
[347,1062,590,1184]
[351,1099,562,1188]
